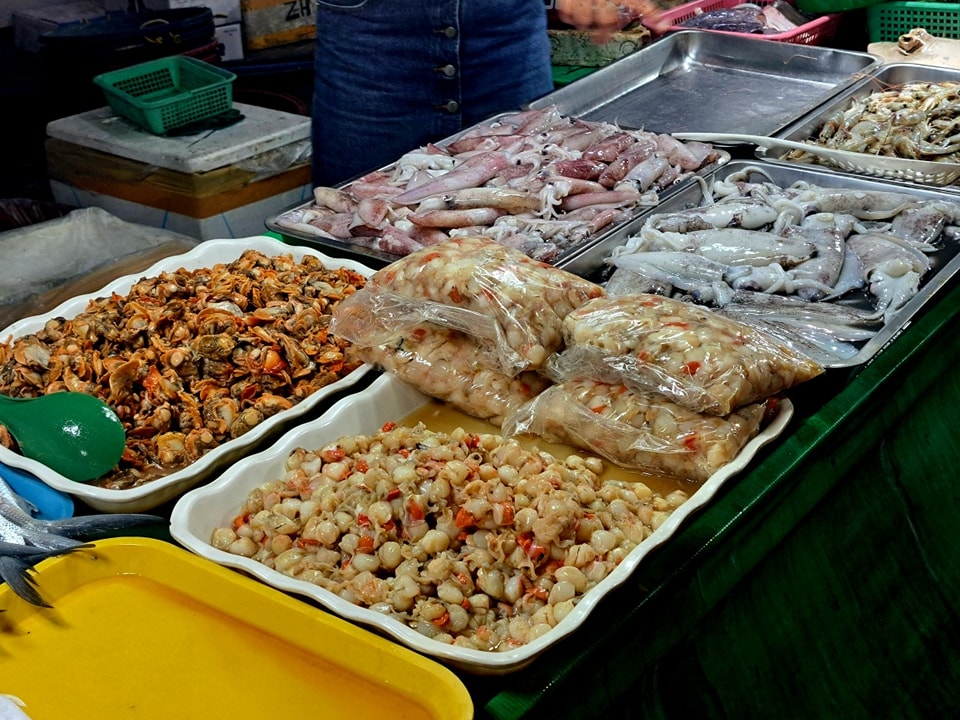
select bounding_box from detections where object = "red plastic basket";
[644,0,841,45]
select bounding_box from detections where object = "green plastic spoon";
[0,393,127,482]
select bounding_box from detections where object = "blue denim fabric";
[312,0,553,186]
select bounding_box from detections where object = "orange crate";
[644,0,841,45]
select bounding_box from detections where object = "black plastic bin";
[38,8,219,118]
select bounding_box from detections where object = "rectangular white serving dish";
[0,236,374,513]
[170,372,792,675]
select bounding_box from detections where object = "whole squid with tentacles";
[606,167,960,361]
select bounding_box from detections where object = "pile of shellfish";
[0,250,367,490]
[784,80,960,167]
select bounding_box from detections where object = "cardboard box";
[241,0,314,51]
[13,1,110,53]
[50,180,312,240]
[216,21,244,61]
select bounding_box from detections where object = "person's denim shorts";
[312,0,553,186]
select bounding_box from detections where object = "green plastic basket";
[867,1,960,42]
[93,55,236,136]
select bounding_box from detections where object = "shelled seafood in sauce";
[274,105,722,262]
[605,166,960,364]
[210,420,691,653]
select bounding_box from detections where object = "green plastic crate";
[867,1,960,42]
[93,55,236,136]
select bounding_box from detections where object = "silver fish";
[0,478,162,545]
[0,512,82,551]
[718,289,883,328]
[0,476,164,606]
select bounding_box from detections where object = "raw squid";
[605,167,960,361]
[779,212,854,301]
[845,233,931,320]
[274,105,722,261]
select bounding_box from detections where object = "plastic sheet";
[867,28,960,68]
[331,236,604,375]
[548,293,823,415]
[476,260,960,720]
[0,207,197,329]
[233,139,312,181]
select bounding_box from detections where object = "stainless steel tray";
[757,64,960,189]
[267,201,406,270]
[558,160,960,368]
[267,120,730,270]
[527,30,881,137]
[267,111,522,268]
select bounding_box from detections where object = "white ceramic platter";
[0,236,374,513]
[170,372,793,674]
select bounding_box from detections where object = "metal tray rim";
[758,63,960,191]
[526,30,883,139]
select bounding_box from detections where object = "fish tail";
[0,555,52,607]
[0,544,92,607]
[42,514,165,540]
[21,530,86,552]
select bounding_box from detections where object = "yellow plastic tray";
[0,537,473,720]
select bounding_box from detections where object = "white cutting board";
[45,102,311,174]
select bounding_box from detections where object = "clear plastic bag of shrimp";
[502,377,771,483]
[330,236,604,375]
[351,323,552,426]
[547,293,823,416]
